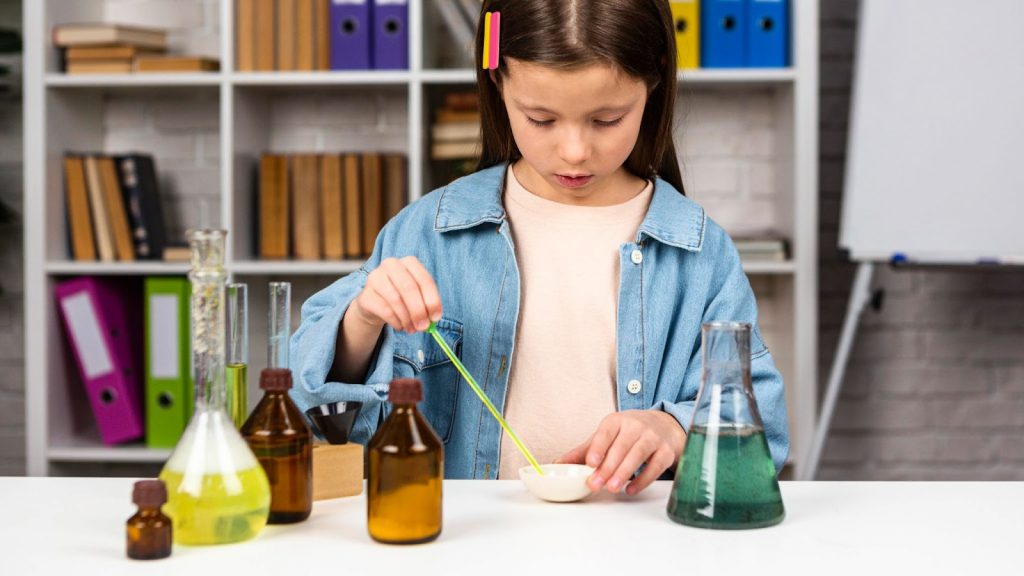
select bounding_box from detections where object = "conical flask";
[667,322,785,529]
[159,229,271,545]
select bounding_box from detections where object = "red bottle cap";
[389,378,423,404]
[259,368,293,391]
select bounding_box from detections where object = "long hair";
[474,0,685,195]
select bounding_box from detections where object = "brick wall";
[0,0,23,476]
[818,0,1024,480]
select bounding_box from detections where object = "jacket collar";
[433,162,706,252]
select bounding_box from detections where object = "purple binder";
[330,0,372,70]
[372,0,408,70]
[55,277,144,445]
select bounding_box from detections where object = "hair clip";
[482,11,501,70]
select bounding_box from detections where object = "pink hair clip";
[482,11,501,70]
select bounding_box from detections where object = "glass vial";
[667,322,785,529]
[126,480,172,560]
[267,282,290,369]
[159,229,271,546]
[226,282,249,428]
[367,378,444,544]
[241,281,313,524]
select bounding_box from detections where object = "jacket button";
[630,249,643,264]
[417,349,425,363]
[627,379,642,394]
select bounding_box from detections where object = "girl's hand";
[350,256,443,334]
[556,410,687,496]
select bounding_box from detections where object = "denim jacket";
[289,163,789,478]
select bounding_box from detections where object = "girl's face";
[498,58,649,206]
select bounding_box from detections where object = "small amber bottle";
[367,378,444,544]
[241,368,313,524]
[126,480,172,560]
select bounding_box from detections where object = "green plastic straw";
[427,322,545,476]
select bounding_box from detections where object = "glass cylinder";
[666,322,785,529]
[268,282,290,369]
[159,229,271,546]
[226,282,249,428]
[368,378,443,544]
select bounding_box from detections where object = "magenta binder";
[55,277,144,445]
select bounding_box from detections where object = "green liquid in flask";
[667,424,784,529]
[160,466,270,545]
[226,363,248,428]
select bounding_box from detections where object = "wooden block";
[312,443,364,501]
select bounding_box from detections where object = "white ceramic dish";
[519,464,596,503]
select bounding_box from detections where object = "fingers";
[592,422,643,493]
[359,257,443,333]
[626,446,676,496]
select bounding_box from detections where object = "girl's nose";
[558,127,590,165]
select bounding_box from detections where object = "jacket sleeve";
[288,233,397,446]
[653,234,790,473]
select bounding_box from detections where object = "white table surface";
[2,478,1021,574]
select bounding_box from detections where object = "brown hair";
[474,0,685,195]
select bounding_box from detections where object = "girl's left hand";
[555,410,687,496]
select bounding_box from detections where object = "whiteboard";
[840,0,1024,264]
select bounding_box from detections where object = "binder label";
[61,292,114,379]
[151,295,180,379]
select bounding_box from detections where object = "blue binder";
[372,0,408,70]
[747,0,789,67]
[701,0,746,68]
[330,0,372,70]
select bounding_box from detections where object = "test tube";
[268,282,291,369]
[226,282,249,428]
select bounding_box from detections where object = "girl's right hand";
[349,256,443,334]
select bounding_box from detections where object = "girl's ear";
[489,68,503,95]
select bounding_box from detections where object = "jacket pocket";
[392,317,463,443]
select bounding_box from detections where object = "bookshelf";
[24,0,818,477]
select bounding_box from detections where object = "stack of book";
[431,91,481,160]
[62,153,168,262]
[258,152,407,261]
[733,235,789,262]
[53,23,219,74]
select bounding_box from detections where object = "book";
[52,24,167,50]
[115,154,167,260]
[382,154,406,221]
[98,156,135,261]
[135,56,219,73]
[277,0,296,71]
[296,0,316,71]
[255,0,275,71]
[734,236,789,261]
[431,121,481,142]
[291,154,321,260]
[161,246,190,262]
[259,154,290,259]
[63,155,97,261]
[431,140,482,160]
[360,153,382,256]
[436,109,481,123]
[66,60,133,74]
[83,155,115,262]
[342,154,362,259]
[236,0,256,71]
[316,0,330,71]
[65,44,164,60]
[320,154,344,260]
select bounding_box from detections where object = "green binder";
[144,277,192,448]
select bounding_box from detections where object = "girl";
[290,0,788,496]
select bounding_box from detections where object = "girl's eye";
[594,117,624,127]
[526,117,554,127]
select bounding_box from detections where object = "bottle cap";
[132,480,167,507]
[259,368,293,391]
[389,378,423,404]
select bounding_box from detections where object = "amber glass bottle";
[367,378,444,544]
[241,368,313,524]
[126,480,172,560]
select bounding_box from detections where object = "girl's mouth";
[555,174,593,188]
